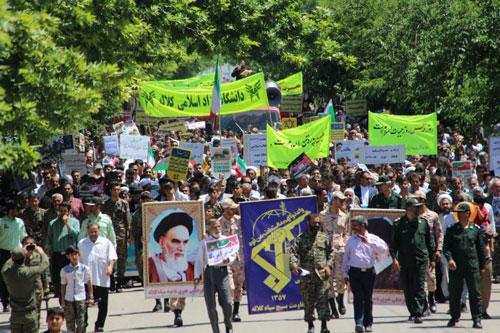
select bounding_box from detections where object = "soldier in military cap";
[390,198,436,324]
[20,192,46,247]
[369,175,405,209]
[290,214,334,333]
[444,203,486,329]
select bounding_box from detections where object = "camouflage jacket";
[102,198,130,240]
[290,230,335,280]
[20,207,46,246]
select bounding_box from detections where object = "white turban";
[437,193,453,206]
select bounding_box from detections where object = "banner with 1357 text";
[240,196,318,314]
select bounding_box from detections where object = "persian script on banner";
[206,235,240,266]
[243,134,267,167]
[240,196,318,314]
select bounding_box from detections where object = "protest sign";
[452,161,473,181]
[243,134,267,167]
[279,94,303,113]
[103,135,119,156]
[277,72,303,95]
[61,153,90,175]
[211,147,232,179]
[282,118,297,129]
[330,122,345,142]
[205,235,240,266]
[267,116,330,169]
[167,148,192,181]
[349,209,405,305]
[61,134,76,154]
[220,138,238,160]
[179,132,193,141]
[159,121,186,133]
[119,135,150,161]
[122,123,141,136]
[143,201,204,298]
[139,73,269,118]
[135,109,169,126]
[346,99,367,116]
[334,140,370,164]
[358,145,405,164]
[186,121,206,130]
[289,152,315,179]
[488,137,500,176]
[178,142,204,164]
[368,112,437,155]
[240,196,318,314]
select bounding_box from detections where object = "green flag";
[368,112,437,155]
[210,55,222,117]
[267,116,331,169]
[277,72,303,95]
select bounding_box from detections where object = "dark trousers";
[0,248,11,307]
[204,266,232,333]
[51,252,69,301]
[348,267,376,327]
[449,270,482,321]
[94,286,109,329]
[400,265,426,316]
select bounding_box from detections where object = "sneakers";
[414,316,423,324]
[232,313,241,322]
[355,324,365,333]
[365,326,373,332]
[473,319,482,329]
[408,315,415,322]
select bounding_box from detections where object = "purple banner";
[240,196,318,314]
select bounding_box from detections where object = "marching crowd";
[0,112,499,333]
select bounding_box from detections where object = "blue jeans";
[348,267,376,327]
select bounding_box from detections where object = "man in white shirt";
[78,222,117,333]
[342,216,388,333]
[194,218,235,333]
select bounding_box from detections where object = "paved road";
[1,284,499,332]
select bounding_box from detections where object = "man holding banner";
[290,214,334,333]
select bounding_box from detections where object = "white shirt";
[60,263,91,301]
[78,237,117,288]
[441,213,457,236]
[360,186,371,207]
[194,235,236,279]
[341,231,388,278]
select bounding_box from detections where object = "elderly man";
[218,198,244,322]
[320,191,349,318]
[78,223,117,333]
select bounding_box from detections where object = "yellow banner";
[277,72,303,95]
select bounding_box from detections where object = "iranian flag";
[209,55,222,119]
[325,99,336,122]
[152,157,169,171]
[235,155,247,178]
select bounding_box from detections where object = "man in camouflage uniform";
[320,191,348,318]
[22,236,45,329]
[290,213,334,333]
[129,191,152,282]
[218,198,244,322]
[414,190,442,315]
[20,192,47,247]
[101,181,130,292]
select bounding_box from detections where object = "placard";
[186,121,206,130]
[289,152,315,179]
[61,153,90,175]
[358,145,405,164]
[282,117,298,129]
[452,161,473,180]
[143,201,204,298]
[488,137,500,176]
[220,138,238,160]
[179,132,193,141]
[206,234,240,266]
[346,99,367,117]
[103,135,119,156]
[167,148,192,181]
[243,134,267,167]
[135,109,169,126]
[178,142,204,165]
[119,135,150,161]
[280,94,303,113]
[334,140,370,164]
[211,147,232,179]
[330,122,345,142]
[159,121,186,133]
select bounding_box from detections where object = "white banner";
[103,135,119,156]
[178,142,205,165]
[186,121,206,130]
[61,153,90,175]
[205,234,240,266]
[359,145,406,164]
[220,138,238,160]
[119,135,150,161]
[489,137,500,176]
[243,134,267,167]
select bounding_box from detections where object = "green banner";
[154,73,214,89]
[139,73,269,118]
[368,112,437,155]
[267,116,330,169]
[277,72,303,95]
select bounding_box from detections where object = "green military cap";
[375,175,391,185]
[453,202,470,212]
[11,247,26,260]
[406,198,424,207]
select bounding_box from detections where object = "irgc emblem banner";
[240,196,318,314]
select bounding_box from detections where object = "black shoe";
[365,326,373,332]
[232,313,241,322]
[116,285,123,293]
[447,319,456,327]
[423,309,431,317]
[336,294,346,315]
[473,320,482,329]
[152,301,162,312]
[461,303,468,313]
[493,276,500,284]
[321,329,330,333]
[2,305,9,312]
[307,328,315,333]
[328,298,339,319]
[482,312,491,319]
[174,310,183,327]
[226,328,233,333]
[430,303,437,313]
[414,316,423,324]
[408,315,415,322]
[94,328,104,332]
[355,324,365,333]
[163,299,170,313]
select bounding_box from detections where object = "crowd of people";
[0,108,499,333]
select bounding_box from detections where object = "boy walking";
[61,246,94,333]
